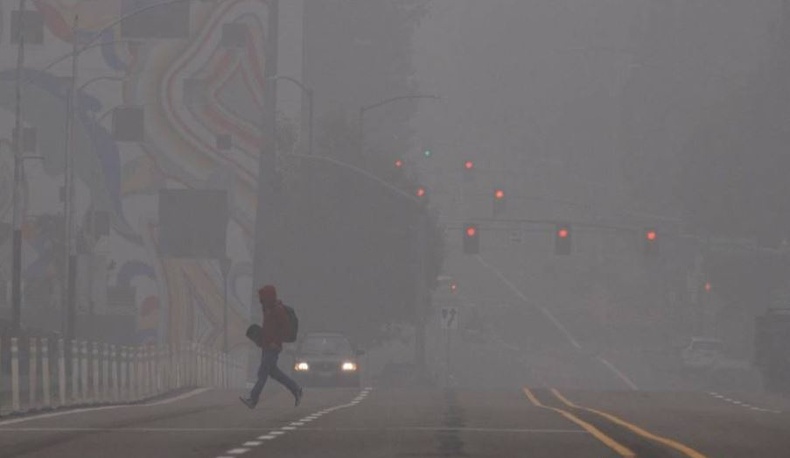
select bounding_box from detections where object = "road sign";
[440,306,459,330]
[509,230,522,244]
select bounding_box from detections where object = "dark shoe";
[240,396,257,410]
[294,387,303,407]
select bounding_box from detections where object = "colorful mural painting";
[0,0,268,352]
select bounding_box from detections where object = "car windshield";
[300,336,352,356]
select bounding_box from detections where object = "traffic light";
[463,160,475,182]
[394,159,404,169]
[416,186,427,199]
[493,189,506,217]
[554,223,572,255]
[463,223,479,255]
[423,149,432,158]
[643,228,659,257]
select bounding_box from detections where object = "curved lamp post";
[358,94,441,162]
[269,75,314,157]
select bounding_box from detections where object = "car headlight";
[341,361,357,372]
[295,362,310,372]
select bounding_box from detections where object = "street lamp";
[2,134,43,334]
[287,152,433,377]
[9,0,27,335]
[269,75,314,156]
[358,94,441,164]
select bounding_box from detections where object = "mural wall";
[0,0,269,352]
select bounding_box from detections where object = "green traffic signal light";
[424,150,432,158]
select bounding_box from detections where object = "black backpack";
[281,304,299,343]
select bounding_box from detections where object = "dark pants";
[250,348,301,403]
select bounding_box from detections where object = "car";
[681,337,724,371]
[291,333,363,387]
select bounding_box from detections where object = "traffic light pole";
[62,14,79,342]
[219,257,231,354]
[251,0,280,308]
[10,0,26,335]
[414,211,429,381]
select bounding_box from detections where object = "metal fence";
[0,336,245,416]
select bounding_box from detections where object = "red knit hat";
[258,285,277,306]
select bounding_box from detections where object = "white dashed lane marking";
[216,388,373,458]
[708,392,782,414]
[475,255,639,391]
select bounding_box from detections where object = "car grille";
[311,362,339,371]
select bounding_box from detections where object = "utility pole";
[11,0,27,335]
[251,0,280,313]
[63,14,79,341]
[301,0,314,156]
[220,257,231,354]
[414,211,429,381]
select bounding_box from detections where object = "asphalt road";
[0,384,788,457]
[1,250,787,457]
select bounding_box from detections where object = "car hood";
[296,355,355,363]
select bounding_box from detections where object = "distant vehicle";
[291,333,363,387]
[755,308,790,392]
[681,337,724,370]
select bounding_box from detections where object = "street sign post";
[440,306,459,330]
[439,305,459,387]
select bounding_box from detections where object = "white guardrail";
[0,337,245,416]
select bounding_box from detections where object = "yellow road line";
[550,388,707,458]
[522,387,635,458]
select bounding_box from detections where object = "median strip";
[522,387,635,458]
[550,388,707,458]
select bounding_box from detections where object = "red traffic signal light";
[416,187,426,198]
[704,282,712,292]
[463,223,480,254]
[555,224,572,255]
[395,159,404,168]
[464,160,474,170]
[643,228,659,257]
[493,189,507,217]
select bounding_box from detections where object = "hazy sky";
[411,0,780,222]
